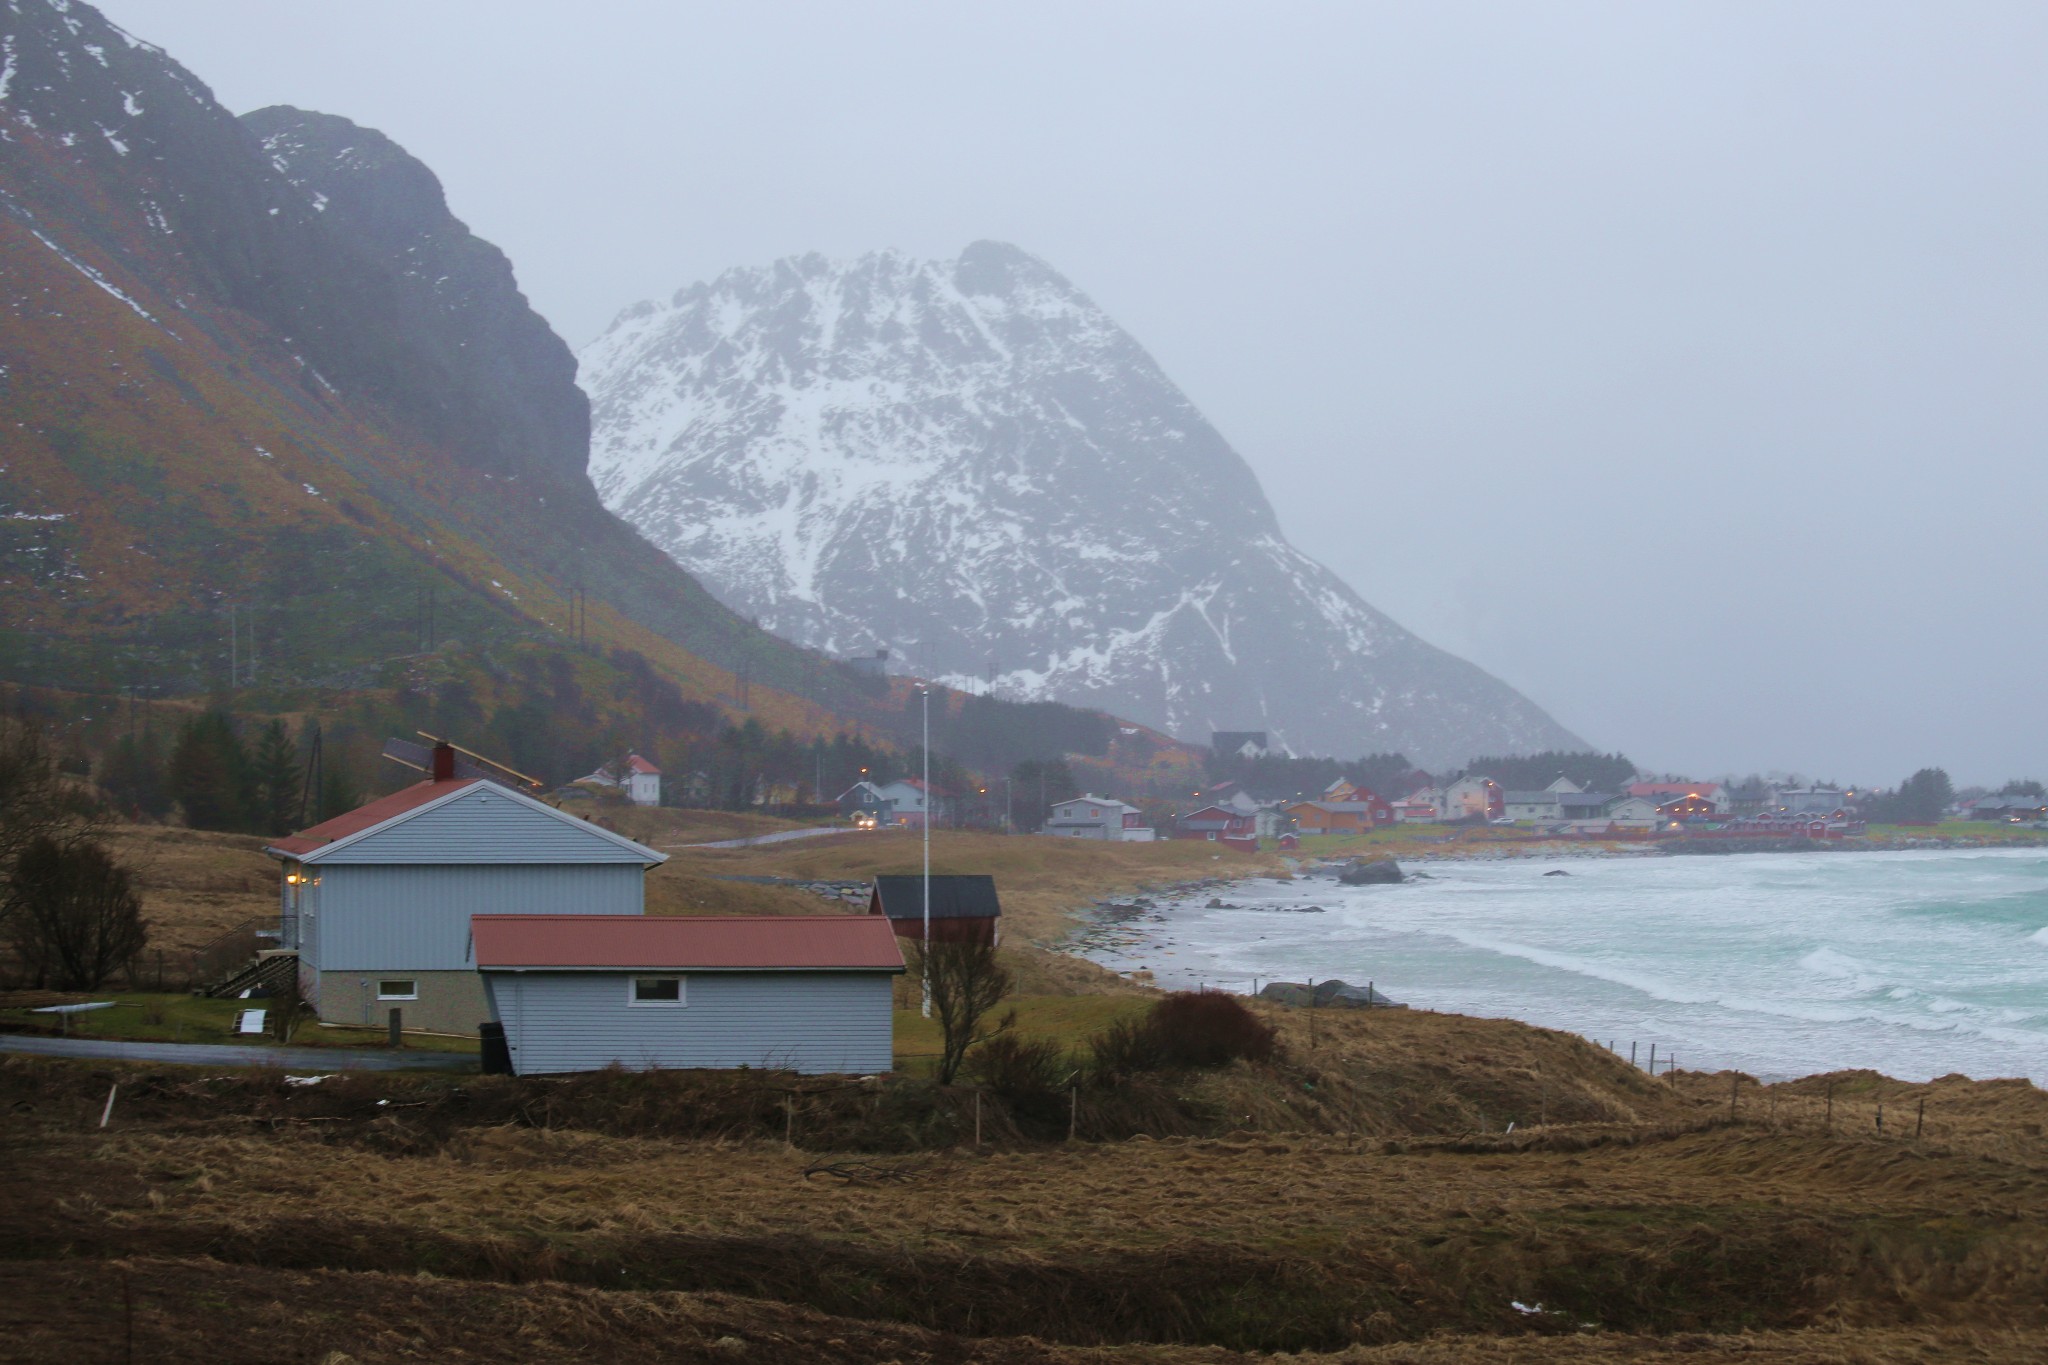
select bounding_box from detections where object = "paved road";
[0,1034,476,1071]
[681,825,852,849]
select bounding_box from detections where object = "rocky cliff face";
[581,242,1585,766]
[239,105,588,482]
[0,0,854,724]
[0,1,585,482]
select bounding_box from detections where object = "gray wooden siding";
[317,787,655,865]
[488,971,894,1075]
[312,865,643,971]
[299,879,323,966]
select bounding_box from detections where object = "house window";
[629,976,686,1006]
[376,980,417,1001]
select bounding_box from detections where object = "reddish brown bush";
[1092,992,1278,1075]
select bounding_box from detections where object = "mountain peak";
[580,245,1583,766]
[953,239,1068,297]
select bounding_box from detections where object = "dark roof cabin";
[867,874,1002,945]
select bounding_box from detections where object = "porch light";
[286,873,301,885]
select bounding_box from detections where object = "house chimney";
[431,741,456,782]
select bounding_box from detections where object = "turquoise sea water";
[1074,848,2048,1082]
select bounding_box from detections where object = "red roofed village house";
[266,743,668,1033]
[581,752,663,807]
[1320,780,1395,825]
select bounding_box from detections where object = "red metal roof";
[625,754,661,775]
[267,779,477,857]
[471,914,906,971]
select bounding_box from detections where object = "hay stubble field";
[6,818,2047,1362]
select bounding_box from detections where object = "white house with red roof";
[580,751,663,807]
[471,914,903,1074]
[265,743,667,1033]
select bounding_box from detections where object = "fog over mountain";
[82,2,2048,781]
[580,242,1584,767]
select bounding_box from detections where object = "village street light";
[920,684,931,1019]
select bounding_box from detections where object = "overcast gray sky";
[101,1,2048,786]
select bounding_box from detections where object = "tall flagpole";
[921,684,932,1018]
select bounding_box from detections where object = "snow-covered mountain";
[580,241,1584,766]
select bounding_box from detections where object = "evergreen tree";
[251,719,302,836]
[99,732,170,819]
[1009,758,1079,832]
[316,764,362,824]
[168,711,253,832]
[1888,767,1954,824]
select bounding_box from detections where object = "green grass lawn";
[891,993,1149,1075]
[0,991,477,1053]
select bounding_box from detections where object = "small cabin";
[473,914,903,1075]
[867,874,1002,945]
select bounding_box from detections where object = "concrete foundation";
[315,970,488,1036]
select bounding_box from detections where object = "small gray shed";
[472,914,904,1075]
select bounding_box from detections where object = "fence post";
[1825,1080,1833,1134]
[1630,1041,1637,1069]
[1915,1096,1925,1140]
[1730,1073,1739,1121]
[1648,1042,1656,1075]
[1068,1086,1078,1142]
[388,1007,402,1049]
[974,1090,983,1148]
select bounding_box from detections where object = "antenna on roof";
[378,734,543,793]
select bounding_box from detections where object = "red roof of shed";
[471,915,905,972]
[268,779,478,857]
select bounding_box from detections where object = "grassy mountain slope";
[0,0,899,757]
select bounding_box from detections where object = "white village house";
[1045,795,1155,841]
[580,752,663,807]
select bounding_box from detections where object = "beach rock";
[1258,979,1406,1009]
[1544,869,1571,877]
[1338,858,1406,885]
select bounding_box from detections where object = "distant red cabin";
[1174,804,1257,841]
[866,874,1001,946]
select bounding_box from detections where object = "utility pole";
[228,604,237,693]
[921,684,931,1019]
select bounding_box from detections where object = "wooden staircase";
[203,950,300,1000]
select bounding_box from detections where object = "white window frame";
[375,979,418,1001]
[628,975,687,1007]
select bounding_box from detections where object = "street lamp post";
[921,685,931,1018]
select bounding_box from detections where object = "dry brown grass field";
[103,824,279,962]
[11,821,2046,1362]
[5,999,2048,1362]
